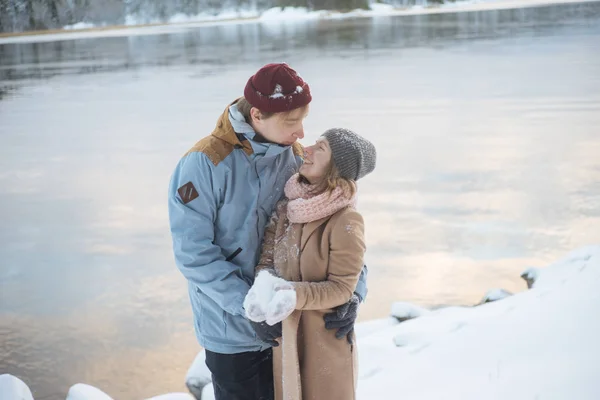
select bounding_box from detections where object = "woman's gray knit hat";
[322,128,377,181]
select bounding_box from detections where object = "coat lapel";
[300,216,331,252]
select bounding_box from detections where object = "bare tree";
[48,0,61,26]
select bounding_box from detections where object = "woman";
[244,127,376,400]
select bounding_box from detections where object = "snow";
[260,7,327,21]
[390,301,430,321]
[3,246,600,399]
[357,245,600,399]
[243,269,294,324]
[125,9,260,26]
[521,266,541,288]
[269,84,285,99]
[479,288,513,303]
[63,22,97,31]
[65,384,113,400]
[0,374,33,400]
[184,351,213,400]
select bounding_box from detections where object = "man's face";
[252,105,309,146]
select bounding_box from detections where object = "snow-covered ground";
[2,0,599,45]
[3,245,598,399]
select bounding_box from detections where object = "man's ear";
[250,107,262,123]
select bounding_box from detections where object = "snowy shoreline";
[2,245,599,399]
[1,0,599,45]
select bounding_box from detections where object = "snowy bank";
[356,245,600,400]
[2,245,599,399]
[187,245,600,400]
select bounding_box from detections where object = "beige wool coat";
[257,199,366,400]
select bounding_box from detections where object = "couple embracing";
[169,62,376,400]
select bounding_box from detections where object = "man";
[168,63,367,400]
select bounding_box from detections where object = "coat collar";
[211,98,254,157]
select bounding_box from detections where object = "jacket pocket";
[194,287,226,338]
[225,247,243,262]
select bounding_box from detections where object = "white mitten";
[243,289,266,322]
[266,286,296,326]
[244,270,292,323]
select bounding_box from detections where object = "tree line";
[0,0,376,33]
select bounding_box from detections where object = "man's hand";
[250,320,282,347]
[324,294,360,345]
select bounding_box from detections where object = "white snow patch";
[260,7,326,22]
[269,84,285,99]
[0,375,34,400]
[480,288,513,303]
[63,22,96,30]
[185,350,212,399]
[295,86,304,93]
[126,9,259,26]
[521,266,541,288]
[66,383,113,400]
[369,3,397,14]
[390,301,430,321]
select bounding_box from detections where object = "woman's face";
[299,137,332,184]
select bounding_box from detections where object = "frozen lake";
[1,2,600,399]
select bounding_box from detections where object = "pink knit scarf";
[284,174,356,224]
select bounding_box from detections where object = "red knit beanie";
[243,63,312,114]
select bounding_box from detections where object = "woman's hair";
[299,159,357,198]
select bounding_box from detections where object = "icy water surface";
[1,3,600,399]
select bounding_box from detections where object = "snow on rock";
[66,383,113,400]
[390,301,430,322]
[478,288,513,304]
[520,267,541,288]
[185,350,212,400]
[0,375,34,400]
[357,245,600,399]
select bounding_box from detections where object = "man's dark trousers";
[205,348,274,400]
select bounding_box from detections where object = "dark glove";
[250,320,282,347]
[324,294,360,345]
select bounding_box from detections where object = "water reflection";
[1,3,599,85]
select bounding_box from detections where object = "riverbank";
[1,0,599,45]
